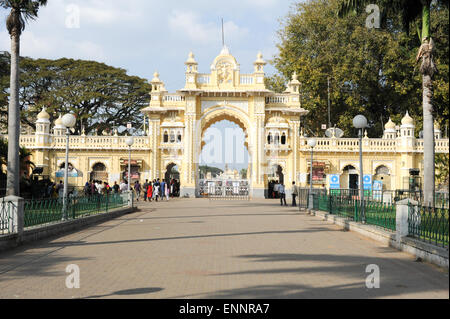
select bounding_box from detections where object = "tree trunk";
[422,73,435,207]
[6,32,21,196]
[421,2,435,207]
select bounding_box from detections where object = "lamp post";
[308,138,317,211]
[125,137,134,192]
[353,115,368,222]
[62,113,77,220]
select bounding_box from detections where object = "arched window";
[281,132,286,145]
[268,133,273,145]
[275,133,280,145]
[163,130,169,143]
[375,165,390,176]
[170,130,176,143]
[177,131,182,143]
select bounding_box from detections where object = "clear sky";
[0,0,297,171]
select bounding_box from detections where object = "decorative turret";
[53,114,66,136]
[150,71,166,106]
[399,111,416,151]
[151,71,163,92]
[184,52,199,90]
[253,52,266,73]
[285,72,301,94]
[185,51,198,72]
[35,107,51,147]
[400,111,415,138]
[383,118,397,139]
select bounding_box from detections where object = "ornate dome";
[401,111,414,126]
[151,71,161,83]
[185,51,197,64]
[54,114,65,129]
[37,107,50,120]
[385,118,396,130]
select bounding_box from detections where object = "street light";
[353,115,368,222]
[62,113,76,220]
[125,136,134,192]
[308,138,317,211]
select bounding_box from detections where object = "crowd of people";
[133,179,180,202]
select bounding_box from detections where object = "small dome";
[254,52,265,64]
[290,71,300,85]
[385,118,396,130]
[401,111,414,126]
[37,107,50,120]
[186,51,197,64]
[54,114,65,129]
[151,71,160,83]
[55,115,63,125]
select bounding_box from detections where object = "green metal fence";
[24,193,129,228]
[408,204,449,248]
[312,193,396,231]
[364,201,396,231]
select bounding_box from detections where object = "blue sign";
[363,174,372,190]
[329,174,340,189]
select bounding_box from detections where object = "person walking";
[273,181,280,199]
[153,182,160,202]
[160,180,166,201]
[134,181,141,201]
[147,181,153,202]
[279,183,287,206]
[143,179,149,201]
[113,181,119,194]
[165,182,170,201]
[291,181,298,207]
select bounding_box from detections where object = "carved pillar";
[251,97,266,198]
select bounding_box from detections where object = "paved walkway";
[0,199,448,299]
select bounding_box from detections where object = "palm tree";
[1,0,47,196]
[338,0,449,207]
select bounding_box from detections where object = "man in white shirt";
[119,181,128,193]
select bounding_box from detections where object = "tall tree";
[338,0,449,206]
[0,54,152,135]
[1,0,47,196]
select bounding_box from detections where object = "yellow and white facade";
[7,47,449,197]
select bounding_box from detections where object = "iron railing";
[24,193,129,228]
[408,204,449,248]
[310,192,396,231]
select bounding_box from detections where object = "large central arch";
[195,105,253,196]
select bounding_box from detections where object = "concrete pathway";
[0,198,448,299]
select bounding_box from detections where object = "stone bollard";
[1,196,24,238]
[395,199,418,244]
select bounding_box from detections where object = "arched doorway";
[197,111,250,197]
[374,165,391,190]
[341,165,358,190]
[91,163,108,182]
[165,163,180,182]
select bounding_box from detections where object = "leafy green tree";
[0,54,152,135]
[338,0,449,206]
[1,0,47,196]
[435,153,449,191]
[269,0,448,139]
